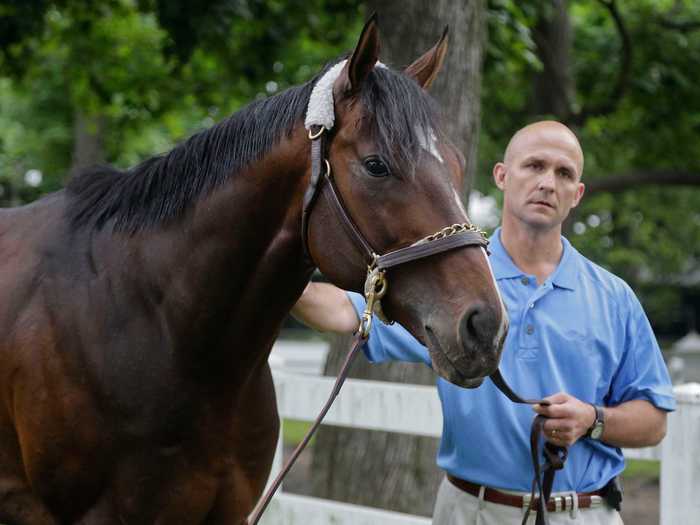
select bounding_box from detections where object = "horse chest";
[25,376,276,523]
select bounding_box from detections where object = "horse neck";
[131,126,314,376]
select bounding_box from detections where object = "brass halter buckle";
[359,261,388,338]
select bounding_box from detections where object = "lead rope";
[246,332,366,525]
[490,370,568,525]
[247,270,387,525]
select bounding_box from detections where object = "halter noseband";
[301,124,489,336]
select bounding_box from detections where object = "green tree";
[479,0,700,335]
[0,0,360,194]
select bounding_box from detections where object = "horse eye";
[363,156,389,177]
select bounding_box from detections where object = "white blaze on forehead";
[415,126,444,164]
[480,246,508,349]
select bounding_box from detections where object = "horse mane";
[66,60,443,233]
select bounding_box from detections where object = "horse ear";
[341,13,380,93]
[404,26,449,90]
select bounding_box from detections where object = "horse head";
[305,17,508,388]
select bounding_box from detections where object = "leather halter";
[302,125,489,268]
[301,124,489,334]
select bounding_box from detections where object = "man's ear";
[493,162,507,191]
[338,13,380,94]
[404,26,448,90]
[571,182,586,208]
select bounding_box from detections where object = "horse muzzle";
[424,303,507,388]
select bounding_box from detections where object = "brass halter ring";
[308,126,326,140]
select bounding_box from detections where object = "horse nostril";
[459,304,497,348]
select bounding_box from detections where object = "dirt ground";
[619,475,660,525]
[282,445,661,524]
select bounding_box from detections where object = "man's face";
[493,125,585,232]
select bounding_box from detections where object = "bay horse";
[0,18,506,525]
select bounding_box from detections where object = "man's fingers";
[544,421,577,446]
[543,392,571,404]
[533,402,569,418]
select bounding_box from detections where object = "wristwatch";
[586,404,605,440]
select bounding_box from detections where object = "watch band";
[586,404,605,439]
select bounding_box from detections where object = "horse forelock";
[358,66,444,179]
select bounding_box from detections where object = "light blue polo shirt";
[347,228,675,492]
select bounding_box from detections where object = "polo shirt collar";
[488,227,578,290]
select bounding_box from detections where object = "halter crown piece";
[304,59,386,132]
[304,59,347,132]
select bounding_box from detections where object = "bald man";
[292,121,674,524]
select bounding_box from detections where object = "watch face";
[591,423,604,440]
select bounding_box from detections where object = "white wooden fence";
[260,357,700,525]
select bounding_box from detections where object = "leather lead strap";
[247,333,366,525]
[489,370,568,525]
[489,369,546,405]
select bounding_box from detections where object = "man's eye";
[363,156,390,177]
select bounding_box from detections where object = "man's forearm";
[291,282,358,334]
[601,399,667,448]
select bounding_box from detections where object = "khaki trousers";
[433,477,624,525]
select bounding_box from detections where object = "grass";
[622,459,661,480]
[282,419,313,446]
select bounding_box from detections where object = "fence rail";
[262,362,700,525]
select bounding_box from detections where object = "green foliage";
[0,0,361,199]
[481,0,700,334]
[623,458,660,481]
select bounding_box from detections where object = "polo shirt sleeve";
[608,285,676,411]
[346,291,432,366]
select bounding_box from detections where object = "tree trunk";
[530,1,577,234]
[69,109,106,180]
[530,0,575,119]
[310,1,486,516]
[365,0,485,197]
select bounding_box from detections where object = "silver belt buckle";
[590,495,604,509]
[554,495,563,512]
[565,494,574,511]
[521,493,532,510]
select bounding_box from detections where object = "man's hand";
[533,392,596,447]
[533,394,668,448]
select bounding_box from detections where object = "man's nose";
[537,170,556,191]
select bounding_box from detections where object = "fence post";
[660,382,700,525]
